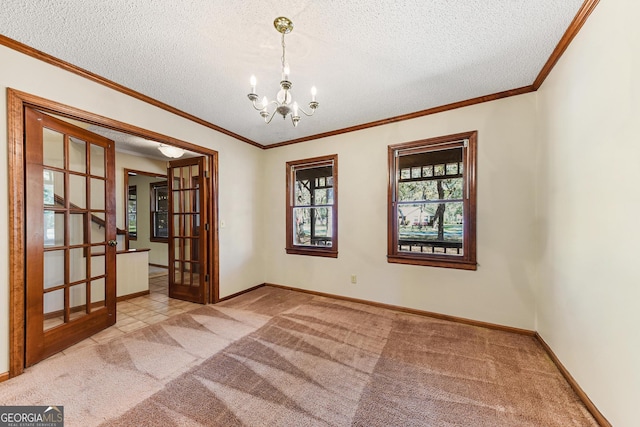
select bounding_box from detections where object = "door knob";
[108,240,118,247]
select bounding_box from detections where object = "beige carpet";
[0,287,598,426]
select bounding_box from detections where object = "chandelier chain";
[281,33,286,72]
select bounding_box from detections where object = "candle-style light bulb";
[293,102,299,116]
[311,86,317,102]
[261,96,268,110]
[283,63,290,81]
[250,75,257,94]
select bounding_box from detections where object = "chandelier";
[247,17,318,127]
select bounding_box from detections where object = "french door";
[168,156,208,304]
[24,107,117,366]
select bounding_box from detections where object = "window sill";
[286,247,338,258]
[150,237,168,243]
[387,254,477,270]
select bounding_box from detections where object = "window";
[286,154,338,258]
[127,185,137,239]
[150,181,169,241]
[388,131,477,270]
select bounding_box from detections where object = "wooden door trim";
[7,88,219,377]
[7,89,26,377]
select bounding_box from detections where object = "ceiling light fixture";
[247,17,318,127]
[158,144,185,158]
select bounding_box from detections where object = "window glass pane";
[293,207,332,247]
[293,207,310,245]
[400,169,410,179]
[398,178,462,202]
[43,128,64,169]
[157,187,168,210]
[128,212,137,234]
[191,165,199,184]
[91,178,105,211]
[313,188,333,205]
[43,170,64,206]
[91,213,106,243]
[398,202,463,255]
[182,190,192,212]
[68,137,86,173]
[69,283,88,320]
[411,167,421,178]
[69,213,85,246]
[91,245,106,256]
[434,164,445,176]
[91,254,105,278]
[44,211,64,247]
[446,163,459,175]
[128,186,137,236]
[294,179,311,206]
[69,174,86,209]
[178,238,188,262]
[69,248,87,282]
[422,166,433,177]
[43,289,64,331]
[155,212,169,238]
[91,278,106,308]
[90,144,105,177]
[44,250,65,289]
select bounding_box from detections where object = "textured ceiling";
[1,1,585,146]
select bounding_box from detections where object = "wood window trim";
[150,180,169,243]
[285,154,338,258]
[387,131,477,270]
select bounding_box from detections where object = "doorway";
[7,89,219,377]
[125,158,211,304]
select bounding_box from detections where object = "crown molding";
[264,86,534,149]
[533,0,601,90]
[0,34,263,149]
[1,0,600,150]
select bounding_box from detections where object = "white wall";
[0,45,266,374]
[263,93,539,330]
[535,0,640,425]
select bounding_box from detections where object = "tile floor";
[61,273,202,355]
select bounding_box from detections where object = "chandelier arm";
[263,108,279,124]
[297,105,318,117]
[250,99,265,111]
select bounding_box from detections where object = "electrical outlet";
[350,274,357,284]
